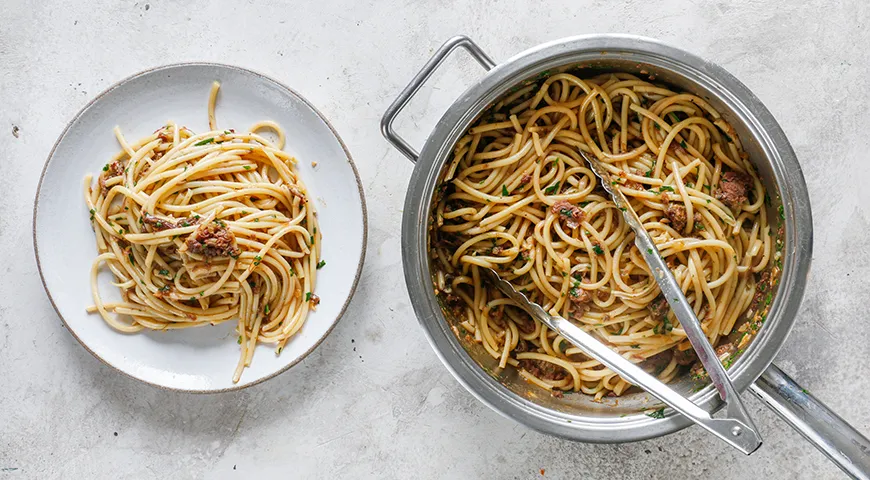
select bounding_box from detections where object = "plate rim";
[32,61,368,393]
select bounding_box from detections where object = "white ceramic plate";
[34,63,367,392]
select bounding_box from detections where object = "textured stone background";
[2,0,868,478]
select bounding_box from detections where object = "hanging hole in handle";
[380,36,496,163]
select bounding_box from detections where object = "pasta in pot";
[430,71,778,399]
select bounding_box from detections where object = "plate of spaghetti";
[34,64,366,391]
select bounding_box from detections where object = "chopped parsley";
[243,166,251,170]
[264,304,270,314]
[658,185,675,193]
[102,164,109,172]
[501,185,509,196]
[592,245,604,255]
[316,260,326,269]
[778,204,785,221]
[159,269,169,276]
[253,255,262,266]
[305,292,312,302]
[695,222,705,231]
[544,182,560,195]
[128,253,135,264]
[237,336,242,344]
[631,344,640,349]
[646,408,666,419]
[647,248,653,255]
[680,140,687,149]
[194,138,215,146]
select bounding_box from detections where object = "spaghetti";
[431,72,779,399]
[84,82,321,383]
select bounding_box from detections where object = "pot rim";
[400,34,812,442]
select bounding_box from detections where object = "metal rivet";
[731,425,742,436]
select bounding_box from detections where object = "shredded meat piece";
[514,339,532,353]
[624,179,645,190]
[665,203,688,232]
[597,290,609,301]
[309,293,320,308]
[184,221,240,258]
[98,161,125,192]
[513,313,536,334]
[648,295,669,321]
[749,270,772,314]
[673,347,697,366]
[551,390,564,398]
[142,213,175,232]
[142,213,201,232]
[519,173,532,185]
[445,293,465,319]
[568,284,591,306]
[643,350,673,374]
[715,171,752,210]
[518,358,567,381]
[550,200,585,230]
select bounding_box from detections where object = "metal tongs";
[481,149,763,454]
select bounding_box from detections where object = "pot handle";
[751,363,870,479]
[380,35,496,162]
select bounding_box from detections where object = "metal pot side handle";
[382,33,870,479]
[380,36,496,162]
[752,364,870,479]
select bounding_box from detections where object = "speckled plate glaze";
[33,63,367,392]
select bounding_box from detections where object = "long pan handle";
[751,363,870,479]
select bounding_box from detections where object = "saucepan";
[381,34,870,478]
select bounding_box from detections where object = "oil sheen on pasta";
[84,82,321,383]
[430,72,779,399]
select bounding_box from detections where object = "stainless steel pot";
[382,35,870,478]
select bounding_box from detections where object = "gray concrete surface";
[2,0,869,478]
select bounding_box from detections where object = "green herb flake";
[305,292,312,302]
[237,336,242,344]
[646,408,666,419]
[501,185,509,196]
[316,260,326,269]
[194,138,215,146]
[199,291,204,296]
[658,185,675,193]
[631,344,640,349]
[243,166,251,170]
[544,182,560,195]
[127,253,134,264]
[647,248,653,255]
[592,245,604,255]
[264,304,270,314]
[159,269,169,276]
[778,204,785,221]
[253,255,262,266]
[102,164,109,172]
[680,140,687,149]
